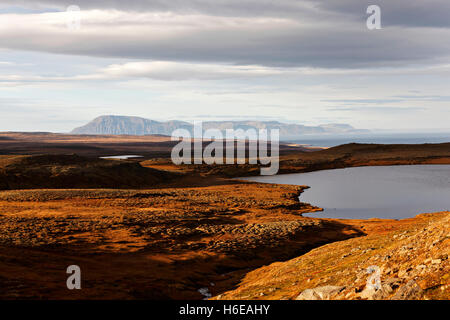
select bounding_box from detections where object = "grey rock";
[391,280,423,300]
[296,285,345,300]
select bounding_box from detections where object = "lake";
[100,155,143,160]
[240,165,450,220]
[286,133,450,147]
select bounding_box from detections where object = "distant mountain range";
[71,115,370,139]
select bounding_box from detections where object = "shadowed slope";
[0,154,176,190]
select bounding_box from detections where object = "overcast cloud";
[0,1,450,68]
[0,1,449,131]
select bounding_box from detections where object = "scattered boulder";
[431,259,442,265]
[359,283,393,300]
[391,280,423,300]
[296,285,345,300]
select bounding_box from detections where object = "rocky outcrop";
[215,212,449,300]
[302,213,449,300]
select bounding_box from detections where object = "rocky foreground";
[0,182,359,299]
[215,212,449,300]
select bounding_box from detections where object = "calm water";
[287,133,450,147]
[100,155,143,160]
[240,165,450,219]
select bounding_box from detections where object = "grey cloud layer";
[316,0,450,28]
[6,0,317,16]
[6,0,450,28]
[0,1,449,69]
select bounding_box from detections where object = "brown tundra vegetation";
[0,133,448,300]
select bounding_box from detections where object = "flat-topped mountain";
[71,116,192,136]
[71,115,369,139]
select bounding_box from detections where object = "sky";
[0,0,449,132]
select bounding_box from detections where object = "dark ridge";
[0,154,177,190]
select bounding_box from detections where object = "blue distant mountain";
[71,115,370,139]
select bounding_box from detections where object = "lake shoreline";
[239,164,450,220]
